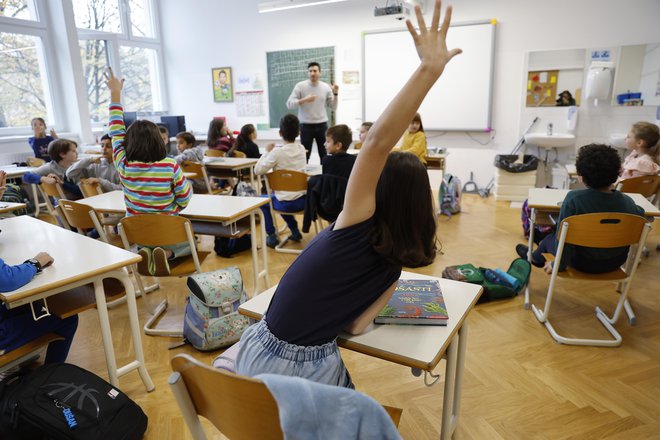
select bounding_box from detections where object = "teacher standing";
[286,62,338,162]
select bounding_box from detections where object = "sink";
[608,133,626,149]
[524,133,576,149]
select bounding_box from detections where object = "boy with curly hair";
[516,144,644,274]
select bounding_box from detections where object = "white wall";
[158,0,660,188]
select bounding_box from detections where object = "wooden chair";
[180,161,225,195]
[169,354,402,440]
[265,170,314,254]
[38,181,70,228]
[530,213,651,347]
[204,149,225,158]
[79,178,104,197]
[616,174,660,203]
[25,157,45,167]
[231,150,247,158]
[118,215,210,337]
[0,333,64,373]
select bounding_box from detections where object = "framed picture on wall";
[212,67,233,102]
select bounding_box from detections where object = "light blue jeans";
[235,318,354,388]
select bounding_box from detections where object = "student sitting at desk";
[157,124,178,156]
[400,112,427,165]
[322,124,356,180]
[254,114,307,248]
[66,134,121,192]
[353,122,372,150]
[206,118,234,153]
[619,121,660,180]
[23,138,83,200]
[235,0,460,388]
[106,68,193,276]
[516,144,645,274]
[228,124,261,159]
[28,117,58,162]
[0,172,78,366]
[173,131,205,164]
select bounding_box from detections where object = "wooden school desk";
[0,202,27,214]
[524,187,660,309]
[80,191,271,295]
[203,157,259,188]
[238,271,483,440]
[0,216,154,391]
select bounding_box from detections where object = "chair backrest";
[119,214,194,247]
[205,149,225,158]
[170,354,283,440]
[560,213,647,248]
[25,157,45,167]
[180,161,204,180]
[616,175,660,199]
[266,170,308,192]
[57,199,102,231]
[232,150,247,158]
[79,179,103,197]
[40,181,66,199]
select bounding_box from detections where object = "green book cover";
[375,279,448,326]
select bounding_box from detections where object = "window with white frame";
[74,0,164,123]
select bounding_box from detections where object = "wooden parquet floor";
[60,194,660,439]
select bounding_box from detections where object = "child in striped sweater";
[106,67,193,276]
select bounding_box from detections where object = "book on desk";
[375,279,448,326]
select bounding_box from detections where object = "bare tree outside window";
[79,39,110,122]
[0,0,33,20]
[120,45,158,112]
[0,33,47,128]
[129,0,154,38]
[72,0,121,33]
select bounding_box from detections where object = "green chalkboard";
[267,46,335,128]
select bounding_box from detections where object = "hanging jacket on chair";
[302,174,348,233]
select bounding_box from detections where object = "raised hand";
[104,67,125,96]
[49,127,58,138]
[405,0,462,78]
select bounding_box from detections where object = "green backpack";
[441,258,531,302]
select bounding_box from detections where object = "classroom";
[1,0,659,438]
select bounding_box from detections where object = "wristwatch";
[24,258,42,273]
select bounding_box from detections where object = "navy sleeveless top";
[265,218,402,346]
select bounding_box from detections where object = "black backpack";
[0,363,148,440]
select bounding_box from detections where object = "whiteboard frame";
[362,20,496,132]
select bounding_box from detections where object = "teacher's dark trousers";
[300,122,328,163]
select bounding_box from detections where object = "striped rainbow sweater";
[109,102,192,216]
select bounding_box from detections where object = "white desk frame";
[525,188,660,310]
[0,216,154,392]
[239,271,482,439]
[81,191,271,295]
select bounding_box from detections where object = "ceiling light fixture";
[258,0,349,14]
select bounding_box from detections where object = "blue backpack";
[438,173,462,216]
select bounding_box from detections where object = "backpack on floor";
[0,183,33,216]
[521,198,555,244]
[214,235,252,258]
[183,266,251,351]
[442,258,531,302]
[0,363,147,440]
[438,173,462,216]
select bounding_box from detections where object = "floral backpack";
[183,266,250,351]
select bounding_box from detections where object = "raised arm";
[105,68,127,168]
[335,0,461,230]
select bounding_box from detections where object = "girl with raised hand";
[235,0,461,388]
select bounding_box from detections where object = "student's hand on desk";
[405,0,462,78]
[34,252,54,269]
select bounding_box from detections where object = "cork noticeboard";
[526,70,559,107]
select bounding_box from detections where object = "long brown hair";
[124,120,166,162]
[207,119,226,148]
[370,151,438,267]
